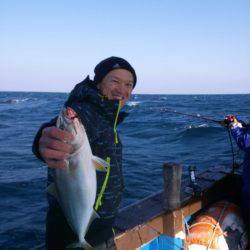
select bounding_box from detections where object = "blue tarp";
[140,235,183,250]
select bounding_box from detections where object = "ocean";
[0,92,249,249]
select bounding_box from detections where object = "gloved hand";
[39,126,74,169]
[224,114,242,128]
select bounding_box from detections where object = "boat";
[104,163,248,249]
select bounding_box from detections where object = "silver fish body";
[48,107,107,249]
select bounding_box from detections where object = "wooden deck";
[108,164,242,250]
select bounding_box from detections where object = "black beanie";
[94,56,137,88]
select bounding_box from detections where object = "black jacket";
[32,76,126,219]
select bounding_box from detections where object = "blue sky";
[1,0,250,94]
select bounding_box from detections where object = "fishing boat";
[104,163,248,249]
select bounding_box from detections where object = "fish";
[48,106,108,249]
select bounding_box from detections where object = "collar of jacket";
[64,76,129,125]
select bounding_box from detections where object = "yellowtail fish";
[48,107,108,249]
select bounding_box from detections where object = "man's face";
[97,69,134,107]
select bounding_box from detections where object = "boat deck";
[109,164,243,250]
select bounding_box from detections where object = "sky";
[1,0,250,94]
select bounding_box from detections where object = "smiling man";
[32,57,137,249]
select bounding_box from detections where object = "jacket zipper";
[113,100,121,144]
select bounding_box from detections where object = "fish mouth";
[65,107,79,120]
[60,107,80,136]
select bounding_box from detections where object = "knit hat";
[94,56,137,88]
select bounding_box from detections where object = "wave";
[126,101,140,107]
[0,123,10,129]
[185,123,210,129]
[159,97,168,100]
[178,123,223,139]
[0,98,36,104]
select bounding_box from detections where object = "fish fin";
[92,155,108,172]
[89,209,100,224]
[66,211,99,249]
[85,210,100,235]
[47,183,59,202]
[66,240,94,250]
[92,209,100,219]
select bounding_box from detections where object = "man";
[32,56,137,249]
[224,115,250,236]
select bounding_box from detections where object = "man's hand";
[39,126,74,169]
[224,114,242,129]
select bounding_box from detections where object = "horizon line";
[0,90,250,95]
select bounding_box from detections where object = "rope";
[189,221,220,230]
[182,210,190,237]
[145,222,161,236]
[227,127,236,174]
[206,201,229,250]
[137,225,143,246]
[143,210,186,249]
[144,222,184,249]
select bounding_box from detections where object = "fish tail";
[66,239,94,250]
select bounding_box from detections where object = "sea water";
[0,92,249,249]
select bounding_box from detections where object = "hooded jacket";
[231,125,250,195]
[230,124,250,227]
[32,76,127,219]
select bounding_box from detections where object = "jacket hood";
[64,76,128,124]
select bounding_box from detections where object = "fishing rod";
[162,107,225,126]
[162,107,239,173]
